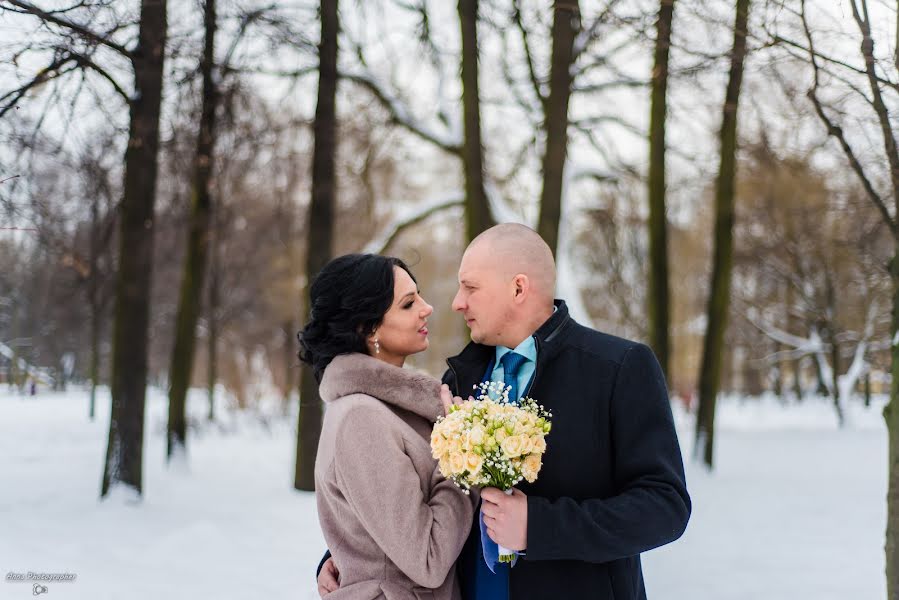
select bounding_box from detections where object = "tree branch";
[747,305,827,354]
[0,52,76,119]
[850,0,899,223]
[572,78,648,93]
[229,66,317,79]
[512,0,547,115]
[498,28,543,127]
[573,0,623,58]
[775,42,883,108]
[68,49,130,104]
[766,31,899,93]
[340,70,462,155]
[220,5,272,74]
[3,0,132,58]
[400,0,456,129]
[361,193,464,254]
[800,0,897,235]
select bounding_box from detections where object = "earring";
[374,339,380,354]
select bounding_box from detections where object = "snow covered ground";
[0,386,886,599]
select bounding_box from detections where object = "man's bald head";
[453,223,557,346]
[467,223,556,300]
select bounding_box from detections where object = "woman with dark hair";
[299,254,474,600]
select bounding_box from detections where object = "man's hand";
[439,384,465,416]
[480,487,528,551]
[317,558,340,597]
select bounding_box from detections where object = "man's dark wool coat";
[445,300,690,600]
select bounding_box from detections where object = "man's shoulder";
[562,320,647,365]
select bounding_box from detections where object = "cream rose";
[431,432,447,458]
[519,435,535,456]
[500,434,527,459]
[469,424,487,446]
[448,451,466,475]
[464,451,484,475]
[522,453,542,483]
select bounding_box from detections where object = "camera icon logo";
[33,583,48,595]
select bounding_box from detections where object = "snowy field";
[0,386,886,599]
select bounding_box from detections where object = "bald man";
[318,224,690,600]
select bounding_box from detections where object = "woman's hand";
[439,384,464,416]
[317,558,340,596]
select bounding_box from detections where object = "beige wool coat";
[315,353,475,600]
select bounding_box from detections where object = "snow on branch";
[362,192,464,255]
[340,69,463,155]
[567,161,617,184]
[484,179,524,226]
[750,299,882,404]
[0,341,55,385]
[746,306,824,353]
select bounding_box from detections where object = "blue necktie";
[469,351,532,600]
[500,351,528,404]
[476,349,530,593]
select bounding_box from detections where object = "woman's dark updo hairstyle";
[298,253,417,381]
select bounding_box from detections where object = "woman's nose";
[422,302,434,317]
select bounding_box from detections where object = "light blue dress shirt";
[490,336,537,400]
[488,306,554,399]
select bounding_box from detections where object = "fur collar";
[319,353,443,422]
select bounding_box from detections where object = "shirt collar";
[495,335,537,365]
[493,305,556,365]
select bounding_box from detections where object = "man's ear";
[512,274,529,303]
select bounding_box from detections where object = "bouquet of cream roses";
[430,381,552,564]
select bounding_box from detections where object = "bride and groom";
[302,223,690,600]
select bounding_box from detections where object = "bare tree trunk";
[813,342,829,396]
[89,302,100,418]
[8,310,18,392]
[101,0,168,498]
[694,0,750,470]
[787,282,804,400]
[773,341,784,399]
[537,0,579,257]
[205,213,220,422]
[889,250,899,599]
[825,274,845,426]
[864,372,871,407]
[167,0,218,461]
[89,194,100,421]
[295,0,338,492]
[206,265,218,422]
[458,0,493,242]
[829,333,845,426]
[283,319,294,415]
[647,0,675,382]
[793,357,805,401]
